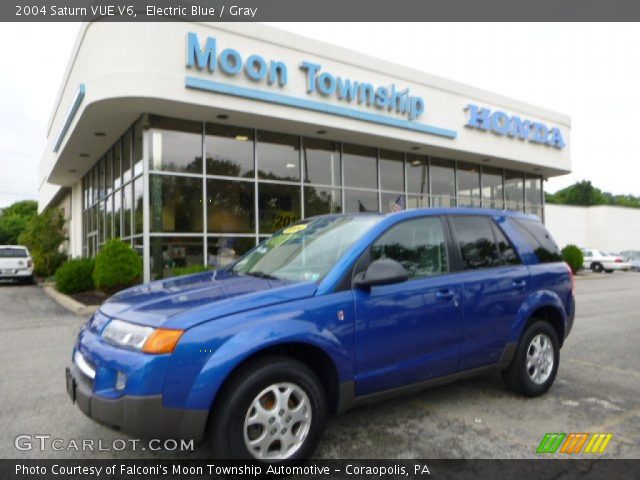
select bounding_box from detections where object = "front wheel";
[502,321,560,397]
[210,356,327,461]
[604,269,614,274]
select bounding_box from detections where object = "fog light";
[115,371,127,391]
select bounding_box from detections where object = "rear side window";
[451,216,520,270]
[0,248,27,258]
[370,217,449,279]
[509,218,562,263]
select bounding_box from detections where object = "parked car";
[581,249,630,273]
[66,209,574,461]
[620,251,640,271]
[0,245,34,284]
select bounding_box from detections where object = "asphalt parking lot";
[1,272,639,459]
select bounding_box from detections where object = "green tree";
[0,200,38,244]
[18,208,67,277]
[546,181,640,209]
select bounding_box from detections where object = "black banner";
[5,0,640,22]
[3,459,639,480]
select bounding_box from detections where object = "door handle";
[512,279,527,290]
[435,289,455,301]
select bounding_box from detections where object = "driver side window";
[370,217,449,279]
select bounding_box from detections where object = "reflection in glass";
[206,124,254,178]
[150,175,202,233]
[113,141,122,190]
[481,166,504,209]
[150,236,204,280]
[105,150,113,195]
[302,138,340,186]
[430,158,455,206]
[380,150,404,192]
[207,236,255,269]
[304,186,342,217]
[525,174,542,216]
[149,117,203,173]
[113,189,121,238]
[505,170,525,211]
[371,217,448,278]
[457,162,480,207]
[406,154,428,194]
[207,179,255,233]
[105,196,113,240]
[344,189,378,213]
[122,130,132,183]
[133,120,144,177]
[381,193,406,213]
[407,195,429,210]
[123,183,132,237]
[257,131,300,181]
[258,183,301,233]
[343,144,377,189]
[133,177,144,235]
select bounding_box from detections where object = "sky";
[1,22,639,208]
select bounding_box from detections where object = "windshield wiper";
[244,271,281,280]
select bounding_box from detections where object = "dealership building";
[38,23,572,282]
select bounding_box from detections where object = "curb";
[43,284,99,317]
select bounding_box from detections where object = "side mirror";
[354,258,409,289]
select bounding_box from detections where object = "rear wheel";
[502,321,559,397]
[591,262,604,273]
[210,356,327,461]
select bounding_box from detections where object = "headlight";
[102,319,184,354]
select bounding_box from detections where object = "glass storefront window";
[105,150,113,195]
[407,195,429,210]
[343,144,377,189]
[207,236,256,269]
[149,117,203,173]
[105,196,113,241]
[430,158,456,206]
[344,189,378,213]
[133,120,144,177]
[97,157,106,200]
[406,154,428,194]
[150,236,204,280]
[481,166,504,209]
[381,192,406,213]
[113,189,121,238]
[97,200,105,244]
[122,130,132,183]
[505,170,525,211]
[302,138,341,186]
[133,176,144,235]
[150,175,202,233]
[380,150,404,192]
[207,179,255,233]
[205,124,254,178]
[304,186,342,217]
[257,131,300,181]
[113,141,122,190]
[123,183,132,237]
[456,162,480,207]
[258,183,301,233]
[525,174,543,218]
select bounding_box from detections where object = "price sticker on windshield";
[282,224,308,235]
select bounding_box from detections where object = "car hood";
[99,270,318,329]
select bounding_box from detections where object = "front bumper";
[66,362,208,441]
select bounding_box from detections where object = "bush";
[55,258,95,294]
[171,265,211,277]
[562,244,584,274]
[18,207,67,278]
[93,239,142,294]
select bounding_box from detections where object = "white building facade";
[39,23,572,282]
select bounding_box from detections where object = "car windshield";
[0,248,27,258]
[230,215,382,283]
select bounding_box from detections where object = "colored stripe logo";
[536,433,613,454]
[537,433,612,454]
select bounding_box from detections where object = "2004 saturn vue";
[66,208,575,461]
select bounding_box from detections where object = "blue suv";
[66,208,574,461]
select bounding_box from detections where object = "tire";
[502,320,560,397]
[210,356,327,462]
[604,270,614,274]
[23,275,35,285]
[591,263,604,273]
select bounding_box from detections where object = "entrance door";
[354,216,463,396]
